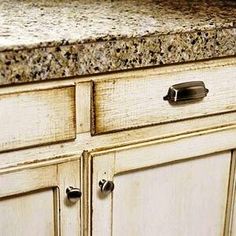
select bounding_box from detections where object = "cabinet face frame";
[0,156,81,236]
[85,127,236,236]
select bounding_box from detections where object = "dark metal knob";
[99,179,114,193]
[66,186,82,203]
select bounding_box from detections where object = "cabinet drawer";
[93,59,236,134]
[0,86,76,152]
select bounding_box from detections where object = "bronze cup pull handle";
[163,81,209,104]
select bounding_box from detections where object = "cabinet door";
[91,141,234,236]
[230,151,236,235]
[0,158,81,236]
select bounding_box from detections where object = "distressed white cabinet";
[88,134,236,236]
[0,58,236,236]
[0,158,81,236]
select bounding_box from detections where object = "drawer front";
[93,60,236,134]
[0,86,76,152]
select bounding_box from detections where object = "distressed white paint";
[113,152,230,236]
[112,125,236,174]
[1,114,236,171]
[0,158,81,236]
[91,143,232,236]
[0,190,55,236]
[76,81,92,133]
[0,86,76,152]
[93,62,236,133]
[91,153,115,236]
[0,57,235,236]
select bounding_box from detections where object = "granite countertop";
[0,0,235,86]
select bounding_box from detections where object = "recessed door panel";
[0,189,57,236]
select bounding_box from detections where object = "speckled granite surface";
[0,0,235,85]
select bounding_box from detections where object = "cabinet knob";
[99,179,114,193]
[66,186,82,203]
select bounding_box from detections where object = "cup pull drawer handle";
[163,81,209,104]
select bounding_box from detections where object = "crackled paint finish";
[0,0,235,85]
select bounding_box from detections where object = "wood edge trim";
[0,153,81,175]
[89,124,236,157]
[224,150,236,235]
[0,84,75,97]
[90,80,96,136]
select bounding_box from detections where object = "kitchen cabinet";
[0,158,81,236]
[0,58,235,236]
[88,133,236,236]
[0,0,236,235]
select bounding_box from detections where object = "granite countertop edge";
[0,0,235,86]
[1,26,235,86]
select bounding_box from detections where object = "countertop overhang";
[0,0,235,86]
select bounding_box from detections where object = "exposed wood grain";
[93,63,236,134]
[76,81,92,133]
[0,86,76,152]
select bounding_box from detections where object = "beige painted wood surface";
[76,81,92,133]
[58,160,81,236]
[90,136,235,236]
[113,152,230,236]
[101,125,236,175]
[231,151,236,235]
[223,150,236,236]
[1,115,236,171]
[0,157,81,236]
[0,86,76,152]
[0,190,55,236]
[91,153,115,236]
[93,63,236,134]
[0,57,235,236]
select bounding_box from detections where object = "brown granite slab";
[0,0,235,86]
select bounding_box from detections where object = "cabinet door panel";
[0,190,55,236]
[0,158,81,236]
[92,146,232,236]
[113,152,230,236]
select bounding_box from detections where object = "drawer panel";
[93,60,236,134]
[0,86,75,152]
